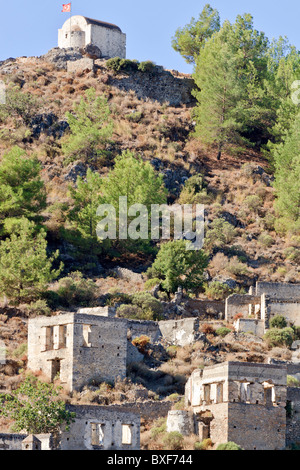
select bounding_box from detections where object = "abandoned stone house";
[184,361,288,450]
[226,281,300,337]
[27,310,204,392]
[58,15,126,59]
[27,312,128,392]
[0,405,140,450]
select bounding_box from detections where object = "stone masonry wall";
[234,318,265,337]
[225,294,261,321]
[61,404,140,450]
[72,314,128,390]
[255,282,300,300]
[107,67,195,107]
[286,387,300,446]
[158,318,200,346]
[0,433,25,450]
[227,403,286,450]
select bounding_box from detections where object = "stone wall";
[67,58,95,73]
[0,433,25,450]
[28,313,128,391]
[286,387,300,446]
[77,306,116,317]
[268,301,300,326]
[107,67,195,107]
[227,403,286,450]
[127,319,161,343]
[254,282,300,300]
[234,318,265,337]
[186,362,288,450]
[158,318,201,347]
[105,401,173,421]
[72,314,128,389]
[225,294,261,322]
[166,410,194,436]
[27,313,75,391]
[61,404,140,450]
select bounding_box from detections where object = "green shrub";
[131,292,163,320]
[205,218,237,249]
[264,327,294,348]
[125,111,143,123]
[25,299,51,316]
[216,442,243,450]
[194,438,213,450]
[144,278,161,290]
[138,61,156,73]
[258,232,274,248]
[150,418,167,439]
[287,375,300,388]
[163,431,184,450]
[216,327,232,338]
[116,304,143,319]
[204,281,231,300]
[269,315,287,329]
[106,57,122,72]
[11,342,27,359]
[106,57,139,73]
[242,195,262,214]
[55,271,97,307]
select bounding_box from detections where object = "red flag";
[62,3,71,12]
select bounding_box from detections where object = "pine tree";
[273,112,300,233]
[0,218,62,303]
[62,88,113,163]
[0,146,46,228]
[172,3,220,64]
[192,36,244,159]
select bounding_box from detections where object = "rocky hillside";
[0,48,298,290]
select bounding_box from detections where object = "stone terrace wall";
[255,282,300,300]
[234,318,265,337]
[106,67,196,107]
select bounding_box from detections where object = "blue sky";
[0,1,299,73]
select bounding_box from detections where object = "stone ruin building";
[27,311,128,392]
[226,281,300,337]
[183,362,287,450]
[27,309,204,392]
[2,281,300,450]
[0,405,140,450]
[58,15,126,59]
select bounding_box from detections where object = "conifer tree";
[0,218,62,303]
[172,4,220,64]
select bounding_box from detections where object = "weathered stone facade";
[185,362,287,450]
[61,405,140,450]
[226,282,300,336]
[58,16,126,59]
[27,313,128,391]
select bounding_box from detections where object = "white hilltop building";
[58,15,126,59]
